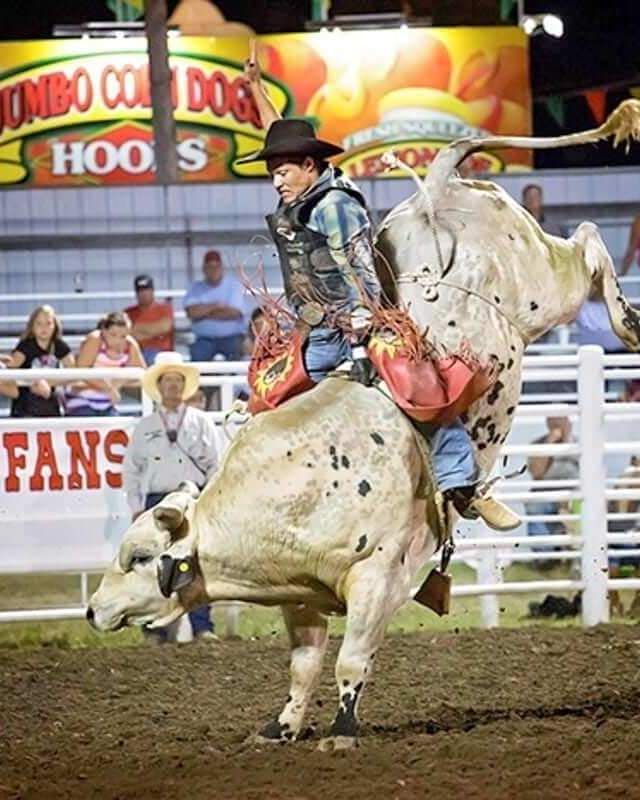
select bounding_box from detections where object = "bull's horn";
[153,487,196,533]
[146,603,186,629]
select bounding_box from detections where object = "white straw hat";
[141,351,200,403]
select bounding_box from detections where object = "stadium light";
[542,14,564,38]
[519,13,564,38]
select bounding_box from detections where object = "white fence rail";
[0,346,639,630]
[0,277,639,351]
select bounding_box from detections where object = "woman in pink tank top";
[66,312,145,416]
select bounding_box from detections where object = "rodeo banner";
[0,417,135,573]
[0,27,530,187]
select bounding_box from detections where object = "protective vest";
[266,171,368,314]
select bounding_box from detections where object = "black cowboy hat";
[237,119,344,164]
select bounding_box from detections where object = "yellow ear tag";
[178,562,190,573]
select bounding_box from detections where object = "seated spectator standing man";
[123,351,221,642]
[521,183,566,238]
[526,416,579,560]
[124,275,175,365]
[184,250,246,362]
[520,184,570,388]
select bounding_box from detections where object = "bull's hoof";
[251,719,296,744]
[252,733,292,745]
[243,731,295,747]
[317,735,358,752]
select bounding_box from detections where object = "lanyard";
[157,405,207,480]
[158,405,187,444]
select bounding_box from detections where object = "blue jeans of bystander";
[190,335,244,362]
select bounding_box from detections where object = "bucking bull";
[89,102,640,750]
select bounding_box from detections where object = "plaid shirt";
[306,172,381,307]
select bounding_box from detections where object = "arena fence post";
[80,572,89,607]
[477,548,501,627]
[578,345,609,626]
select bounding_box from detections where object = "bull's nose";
[86,606,95,626]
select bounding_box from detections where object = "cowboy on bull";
[241,55,519,533]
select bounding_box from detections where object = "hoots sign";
[0,29,530,187]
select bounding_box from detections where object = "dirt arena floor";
[2,625,640,800]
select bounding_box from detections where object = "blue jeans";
[190,335,244,362]
[144,491,214,639]
[424,420,478,492]
[304,326,477,492]
[526,500,567,552]
[304,326,352,383]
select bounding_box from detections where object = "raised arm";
[244,39,281,130]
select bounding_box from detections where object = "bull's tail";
[427,99,640,192]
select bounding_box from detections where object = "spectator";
[237,307,267,401]
[184,250,246,362]
[521,184,566,237]
[124,275,175,365]
[241,306,267,358]
[573,289,628,396]
[526,416,579,560]
[7,304,74,417]
[65,312,145,417]
[123,351,221,642]
[608,455,640,616]
[573,289,626,353]
[620,213,640,276]
[186,387,207,411]
[622,380,640,402]
[520,184,567,358]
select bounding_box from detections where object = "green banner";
[544,95,565,128]
[499,0,517,22]
[107,0,144,22]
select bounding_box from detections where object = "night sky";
[2,0,639,167]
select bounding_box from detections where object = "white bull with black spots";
[88,101,640,751]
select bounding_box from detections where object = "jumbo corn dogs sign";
[0,28,530,187]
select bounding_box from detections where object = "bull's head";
[87,482,203,632]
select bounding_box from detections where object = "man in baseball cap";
[183,251,246,362]
[125,275,175,364]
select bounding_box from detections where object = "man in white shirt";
[123,351,221,641]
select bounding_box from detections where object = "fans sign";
[0,418,134,573]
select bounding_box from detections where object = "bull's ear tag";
[413,568,451,616]
[158,555,195,598]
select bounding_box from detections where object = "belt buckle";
[299,302,325,326]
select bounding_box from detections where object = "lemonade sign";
[0,28,530,187]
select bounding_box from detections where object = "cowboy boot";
[446,486,521,532]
